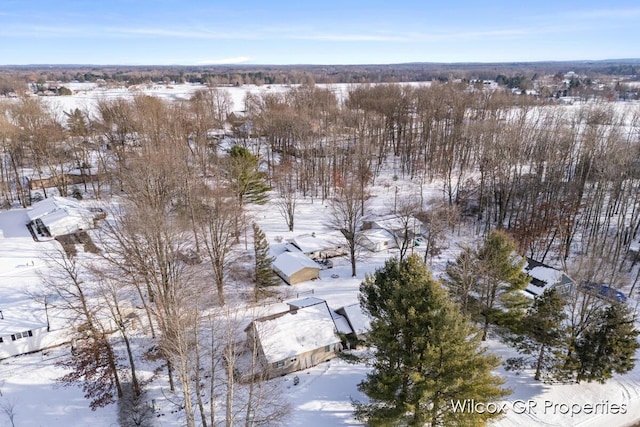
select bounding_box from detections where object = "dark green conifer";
[355,254,509,426]
[252,222,278,298]
[575,303,639,383]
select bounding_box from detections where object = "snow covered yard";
[2,83,640,427]
[0,348,117,426]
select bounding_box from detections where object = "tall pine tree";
[575,303,639,383]
[505,288,567,381]
[476,230,530,340]
[226,145,270,206]
[252,222,278,299]
[356,254,509,426]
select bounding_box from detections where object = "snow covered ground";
[2,83,640,426]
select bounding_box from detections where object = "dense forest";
[1,59,639,88]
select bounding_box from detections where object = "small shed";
[272,251,320,285]
[245,299,341,378]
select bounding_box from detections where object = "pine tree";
[476,230,530,340]
[575,303,639,383]
[252,222,278,298]
[505,288,567,381]
[355,254,509,426]
[226,145,270,206]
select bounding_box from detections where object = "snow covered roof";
[287,297,326,309]
[331,311,353,335]
[363,214,423,233]
[0,300,48,337]
[360,228,395,243]
[27,197,96,236]
[27,197,77,221]
[524,258,574,297]
[252,302,340,363]
[337,303,371,336]
[272,251,320,277]
[288,233,342,254]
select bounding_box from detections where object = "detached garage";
[272,251,320,285]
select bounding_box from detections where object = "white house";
[26,196,99,238]
[0,300,68,360]
[359,229,397,252]
[272,251,320,285]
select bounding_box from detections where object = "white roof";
[339,303,371,336]
[272,251,319,277]
[289,233,342,254]
[331,311,353,335]
[27,196,82,221]
[364,214,423,232]
[0,300,48,336]
[287,297,326,309]
[27,197,95,236]
[525,265,563,296]
[253,302,340,362]
[360,228,394,243]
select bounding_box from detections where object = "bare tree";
[0,398,17,427]
[195,187,239,306]
[43,249,123,409]
[385,196,421,263]
[274,159,298,232]
[329,175,369,277]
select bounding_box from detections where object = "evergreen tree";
[252,222,278,298]
[505,288,567,381]
[226,145,270,206]
[476,230,530,340]
[356,254,509,426]
[575,303,639,383]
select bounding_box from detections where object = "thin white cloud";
[570,7,640,20]
[0,23,539,44]
[197,56,251,64]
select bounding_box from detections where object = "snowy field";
[1,83,640,427]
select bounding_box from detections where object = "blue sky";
[1,0,639,65]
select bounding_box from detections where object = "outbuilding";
[272,251,320,285]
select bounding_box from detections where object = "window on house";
[11,334,16,341]
[0,337,3,343]
[22,331,31,338]
[325,345,331,352]
[273,360,285,368]
[28,330,33,337]
[290,357,297,363]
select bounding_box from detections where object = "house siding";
[265,343,340,379]
[288,267,320,285]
